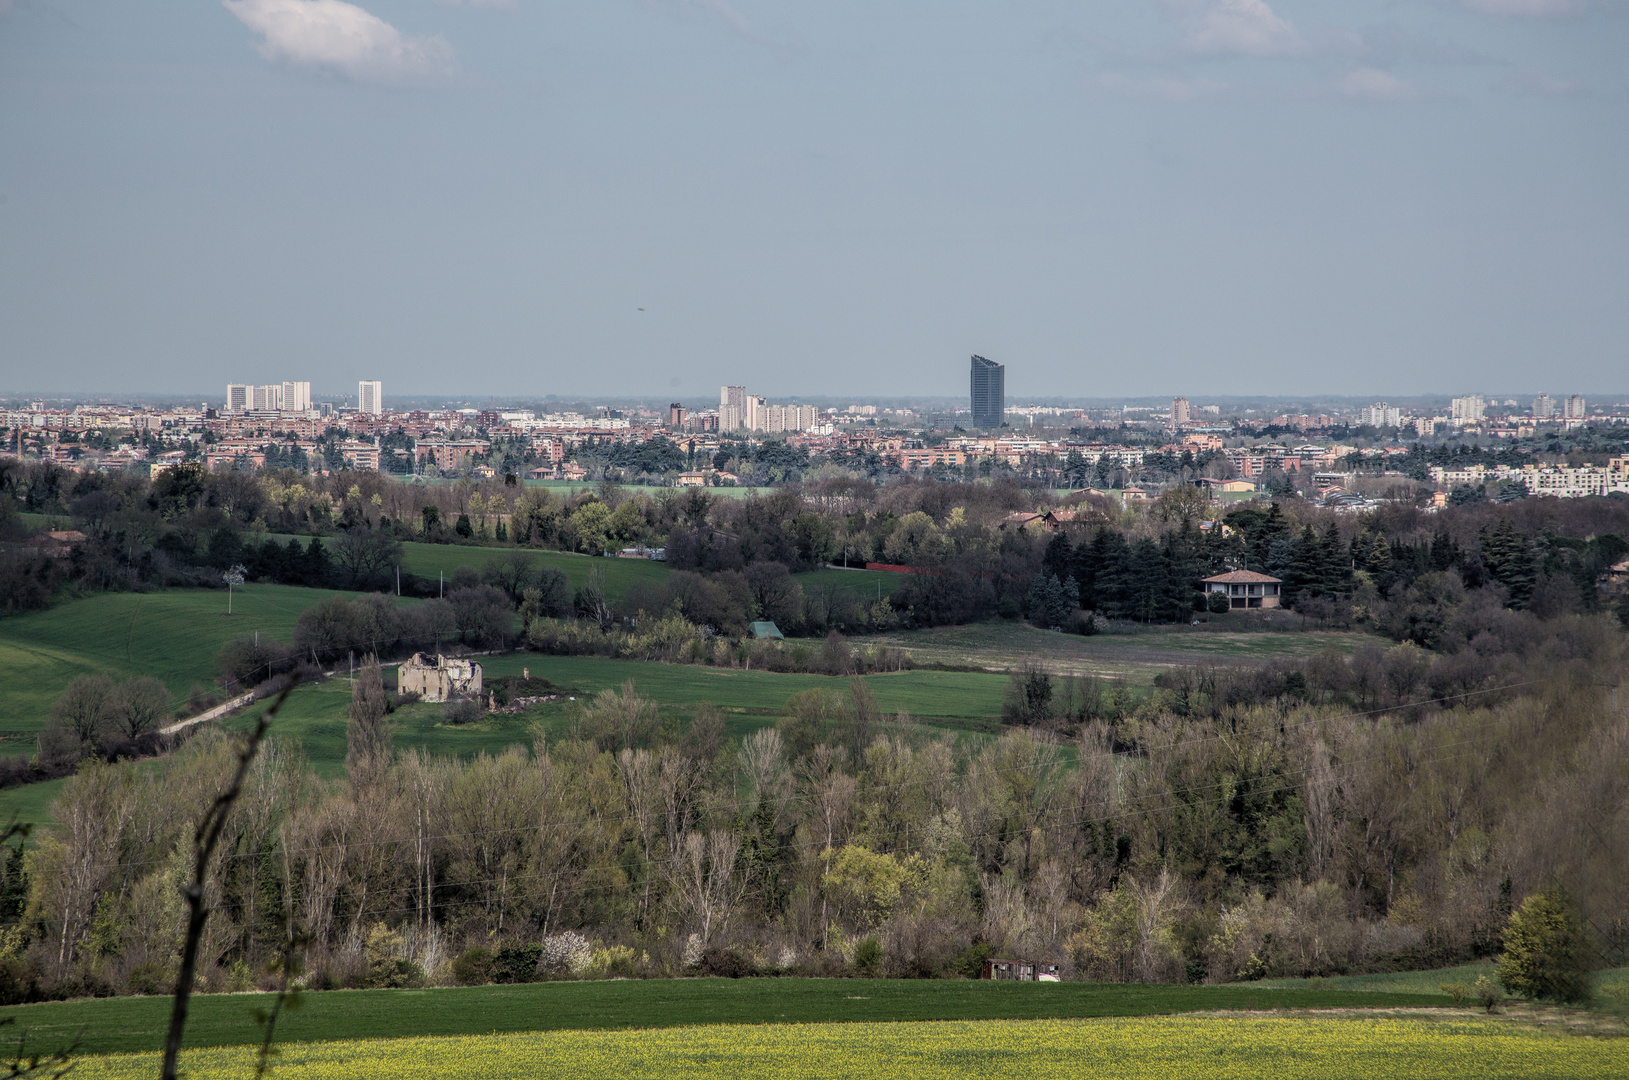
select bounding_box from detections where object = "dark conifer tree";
[1073,528,1127,613]
[1283,525,1322,602]
[1319,523,1350,595]
[1042,531,1073,584]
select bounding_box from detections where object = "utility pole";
[224,565,246,615]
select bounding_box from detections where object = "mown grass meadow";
[386,540,903,607]
[2,979,1449,1057]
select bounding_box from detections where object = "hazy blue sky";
[1,1,1625,401]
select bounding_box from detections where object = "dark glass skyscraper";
[970,354,1004,428]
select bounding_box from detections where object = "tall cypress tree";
[1319,523,1350,595]
[1074,527,1126,613]
[1164,522,1206,613]
[1042,531,1073,583]
[1480,519,1535,608]
[1283,525,1322,601]
[1428,528,1461,572]
[1122,537,1169,622]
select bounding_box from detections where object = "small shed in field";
[748,621,784,640]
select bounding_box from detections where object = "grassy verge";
[3,979,1453,1058]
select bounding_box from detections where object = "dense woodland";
[1,461,1627,1002]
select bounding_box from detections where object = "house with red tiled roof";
[1201,569,1283,610]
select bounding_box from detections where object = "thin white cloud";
[223,0,455,83]
[1459,0,1579,16]
[1168,0,1305,57]
[1097,73,1227,101]
[1339,67,1414,101]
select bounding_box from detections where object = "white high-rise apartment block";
[1359,403,1401,428]
[225,384,250,413]
[282,381,311,413]
[720,385,747,430]
[251,384,282,411]
[1450,395,1485,425]
[1563,395,1586,420]
[762,404,819,433]
[358,381,383,416]
[1170,397,1189,427]
[1532,394,1554,419]
[718,385,817,432]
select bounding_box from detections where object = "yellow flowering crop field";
[68,1016,1626,1080]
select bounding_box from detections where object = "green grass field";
[62,1017,1629,1080]
[0,585,403,752]
[793,565,904,602]
[273,534,901,611]
[204,655,1018,789]
[1259,960,1629,997]
[0,591,1021,827]
[393,542,674,601]
[216,677,536,779]
[465,654,1015,749]
[1,978,1453,1058]
[0,775,68,829]
[857,621,1390,678]
[260,534,675,603]
[10,510,62,533]
[1,656,1014,826]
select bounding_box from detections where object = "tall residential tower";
[970,354,1004,428]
